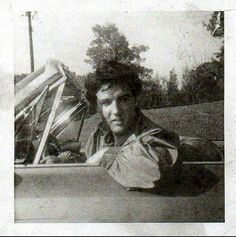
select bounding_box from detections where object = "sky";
[14,11,223,82]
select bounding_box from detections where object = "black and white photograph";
[13,9,225,223]
[1,0,236,235]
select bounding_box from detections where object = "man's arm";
[85,129,181,189]
[86,147,109,164]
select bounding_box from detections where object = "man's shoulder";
[138,112,180,148]
[90,120,107,135]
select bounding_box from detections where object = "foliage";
[182,61,223,102]
[179,11,225,103]
[203,11,224,38]
[137,78,164,109]
[177,11,224,105]
[85,23,153,79]
[214,45,224,64]
[80,15,224,110]
[204,11,224,82]
[166,69,179,105]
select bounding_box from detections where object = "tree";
[183,61,223,103]
[181,66,195,103]
[85,23,153,79]
[204,11,224,64]
[166,69,179,105]
[214,45,224,64]
[167,69,178,92]
[203,11,224,38]
[137,78,164,109]
[203,11,224,99]
[203,12,224,65]
[160,76,168,91]
[180,11,225,104]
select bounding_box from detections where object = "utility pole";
[26,11,35,72]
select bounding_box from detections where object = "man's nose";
[111,100,120,115]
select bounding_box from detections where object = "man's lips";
[111,118,123,124]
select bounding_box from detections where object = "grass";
[143,100,224,141]
[60,100,224,148]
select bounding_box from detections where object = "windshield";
[15,60,88,165]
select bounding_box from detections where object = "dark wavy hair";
[84,60,142,108]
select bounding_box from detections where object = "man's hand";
[86,147,110,164]
[60,141,81,153]
[40,155,60,164]
[40,151,86,164]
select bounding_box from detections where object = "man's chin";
[110,126,126,135]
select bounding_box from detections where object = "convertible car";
[14,60,224,223]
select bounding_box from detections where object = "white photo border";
[1,0,236,235]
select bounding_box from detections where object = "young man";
[83,60,181,189]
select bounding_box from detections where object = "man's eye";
[101,101,111,106]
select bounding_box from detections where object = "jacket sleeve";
[100,128,181,189]
[83,125,105,159]
[83,130,97,159]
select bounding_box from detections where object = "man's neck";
[106,109,142,146]
[112,124,137,146]
[113,133,130,146]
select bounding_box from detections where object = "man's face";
[96,83,136,136]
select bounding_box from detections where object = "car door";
[14,161,224,223]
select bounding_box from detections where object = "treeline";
[15,56,224,110]
[138,57,224,109]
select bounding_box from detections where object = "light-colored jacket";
[84,111,182,189]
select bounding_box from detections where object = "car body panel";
[15,163,224,223]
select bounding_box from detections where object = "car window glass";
[15,62,88,166]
